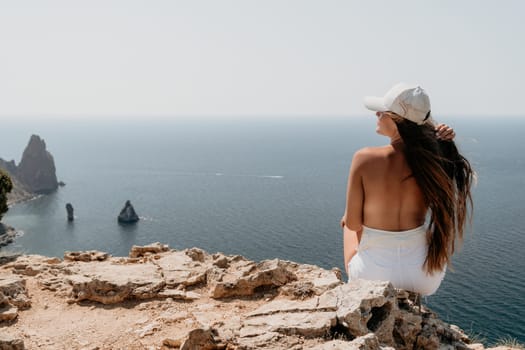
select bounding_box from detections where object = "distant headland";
[0,134,59,206]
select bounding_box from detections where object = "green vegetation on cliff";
[0,169,13,221]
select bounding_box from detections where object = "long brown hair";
[392,115,474,274]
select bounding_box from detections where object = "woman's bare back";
[359,144,427,231]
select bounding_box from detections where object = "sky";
[0,0,524,120]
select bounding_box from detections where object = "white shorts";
[348,225,446,296]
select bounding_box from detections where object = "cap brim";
[364,96,388,112]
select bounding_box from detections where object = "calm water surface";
[1,116,524,344]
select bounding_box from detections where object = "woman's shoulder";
[353,146,390,159]
[351,146,390,168]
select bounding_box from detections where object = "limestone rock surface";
[129,242,169,258]
[155,249,208,288]
[64,250,110,262]
[210,259,298,299]
[0,243,517,350]
[67,260,165,304]
[180,327,223,350]
[307,333,384,350]
[0,276,30,310]
[0,334,25,350]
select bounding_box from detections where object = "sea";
[1,116,524,345]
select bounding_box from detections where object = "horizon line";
[0,113,523,121]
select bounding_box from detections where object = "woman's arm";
[343,225,361,275]
[341,151,365,275]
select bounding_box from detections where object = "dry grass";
[494,336,525,349]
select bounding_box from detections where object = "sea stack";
[118,200,139,224]
[16,135,58,193]
[66,203,74,221]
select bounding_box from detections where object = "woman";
[341,83,474,296]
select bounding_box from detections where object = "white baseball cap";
[364,83,432,125]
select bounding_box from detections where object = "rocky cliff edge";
[0,244,512,350]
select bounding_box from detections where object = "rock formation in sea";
[118,200,139,224]
[65,203,74,222]
[0,134,59,206]
[0,243,515,350]
[16,135,58,194]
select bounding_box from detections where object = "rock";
[0,245,492,349]
[212,254,229,269]
[247,298,319,317]
[307,333,381,350]
[180,328,221,350]
[449,324,470,342]
[306,340,350,350]
[186,247,206,262]
[193,311,225,328]
[328,280,397,345]
[247,293,339,318]
[67,260,165,304]
[277,264,342,300]
[157,289,201,300]
[0,224,18,248]
[0,302,18,322]
[118,200,139,224]
[292,264,343,295]
[4,174,35,207]
[0,276,31,309]
[0,253,20,266]
[156,250,208,288]
[210,259,297,299]
[0,334,25,350]
[0,159,17,175]
[163,338,182,348]
[7,262,38,277]
[16,135,58,194]
[348,333,381,350]
[415,328,440,350]
[236,331,284,349]
[392,312,422,349]
[0,290,18,322]
[64,251,110,262]
[241,311,337,338]
[135,322,161,338]
[129,242,169,258]
[279,281,317,299]
[240,290,338,340]
[66,203,74,221]
[2,134,59,206]
[157,311,190,324]
[43,257,61,264]
[311,268,344,294]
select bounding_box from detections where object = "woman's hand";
[435,124,455,141]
